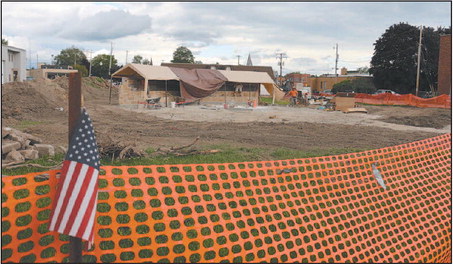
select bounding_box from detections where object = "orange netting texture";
[354,93,451,109]
[2,134,451,263]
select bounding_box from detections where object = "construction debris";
[155,136,221,156]
[97,135,145,160]
[2,127,65,167]
[344,107,368,114]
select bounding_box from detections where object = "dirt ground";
[1,77,451,155]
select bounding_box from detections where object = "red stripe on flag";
[76,187,98,239]
[48,160,71,223]
[53,162,83,232]
[63,166,95,235]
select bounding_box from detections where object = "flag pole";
[68,72,83,263]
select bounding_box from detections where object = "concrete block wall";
[119,79,145,105]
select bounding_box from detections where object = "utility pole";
[88,50,93,77]
[415,26,423,97]
[125,50,128,64]
[237,55,241,65]
[276,52,287,86]
[109,42,113,104]
[108,42,113,76]
[334,43,339,77]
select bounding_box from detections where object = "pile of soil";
[365,105,451,129]
[53,76,119,104]
[1,80,66,121]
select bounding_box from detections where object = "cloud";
[2,2,450,74]
[58,10,151,41]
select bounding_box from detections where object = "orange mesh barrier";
[354,93,451,109]
[2,134,451,263]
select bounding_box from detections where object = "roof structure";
[218,70,274,84]
[161,62,275,79]
[113,64,276,85]
[112,64,179,80]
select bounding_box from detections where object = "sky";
[2,2,451,75]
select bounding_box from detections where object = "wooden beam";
[68,72,83,263]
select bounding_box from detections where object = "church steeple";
[246,53,253,66]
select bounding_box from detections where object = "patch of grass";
[2,154,65,176]
[15,120,43,130]
[270,147,366,160]
[260,96,289,105]
[2,145,369,176]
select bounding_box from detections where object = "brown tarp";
[170,67,227,101]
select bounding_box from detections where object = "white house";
[2,45,27,84]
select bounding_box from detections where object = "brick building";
[284,73,311,90]
[437,34,451,95]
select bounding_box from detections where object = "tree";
[91,54,120,79]
[142,58,150,65]
[2,38,8,45]
[55,46,88,69]
[73,64,88,77]
[132,55,143,64]
[332,78,377,94]
[171,46,195,63]
[357,66,369,74]
[370,22,447,94]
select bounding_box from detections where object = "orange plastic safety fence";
[2,134,452,263]
[355,93,451,109]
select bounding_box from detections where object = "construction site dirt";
[2,77,451,157]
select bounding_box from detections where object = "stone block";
[19,149,39,160]
[5,150,25,163]
[55,146,67,155]
[2,141,21,155]
[34,144,55,157]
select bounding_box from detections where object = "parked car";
[322,89,333,94]
[374,89,399,95]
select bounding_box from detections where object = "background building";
[2,44,26,84]
[437,34,451,95]
[309,68,372,92]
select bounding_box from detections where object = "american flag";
[49,108,100,247]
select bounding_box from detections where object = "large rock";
[2,141,21,155]
[2,127,13,139]
[8,133,28,148]
[19,149,39,160]
[3,127,42,145]
[55,146,67,155]
[34,144,55,157]
[5,150,25,163]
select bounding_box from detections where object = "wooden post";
[165,80,168,107]
[272,84,276,105]
[68,72,83,263]
[224,83,227,104]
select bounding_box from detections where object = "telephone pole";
[334,43,339,77]
[276,52,287,86]
[108,42,113,104]
[415,26,423,97]
[236,55,241,65]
